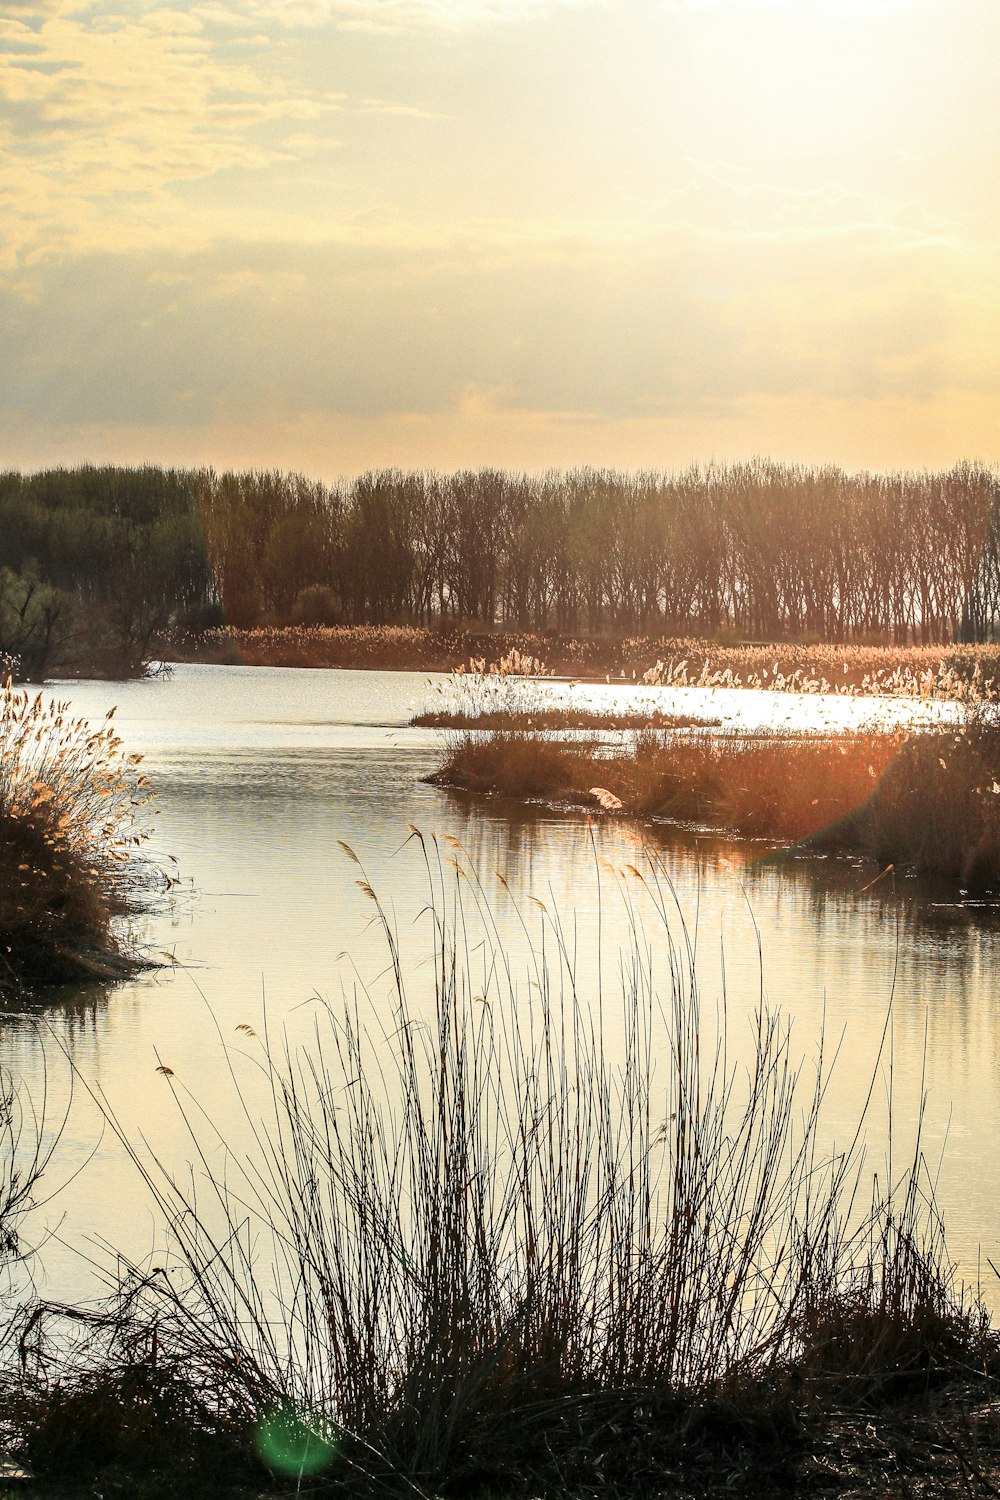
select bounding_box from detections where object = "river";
[5,663,998,1305]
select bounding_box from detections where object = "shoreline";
[143,626,1000,699]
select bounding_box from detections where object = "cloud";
[237,0,605,32]
[661,0,909,13]
[0,218,975,445]
[4,0,999,479]
[0,2,345,264]
[356,96,450,118]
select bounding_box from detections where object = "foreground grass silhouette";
[5,837,999,1497]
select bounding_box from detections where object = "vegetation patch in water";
[430,710,1000,887]
[413,652,720,731]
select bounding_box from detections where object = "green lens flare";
[255,1405,339,1477]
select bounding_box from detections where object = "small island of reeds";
[422,658,1000,889]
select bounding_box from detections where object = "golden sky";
[2,0,998,478]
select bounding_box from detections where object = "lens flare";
[255,1405,339,1478]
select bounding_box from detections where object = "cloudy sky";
[2,0,998,478]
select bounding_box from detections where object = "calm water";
[5,664,999,1302]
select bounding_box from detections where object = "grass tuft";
[23,839,992,1496]
[0,685,159,987]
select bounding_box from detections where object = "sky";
[2,0,999,480]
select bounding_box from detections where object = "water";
[5,664,999,1303]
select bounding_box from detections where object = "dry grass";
[431,727,906,839]
[160,623,471,671]
[431,712,1000,885]
[417,706,714,731]
[17,839,992,1497]
[639,641,1000,702]
[0,687,157,986]
[160,625,1000,701]
[813,708,1000,885]
[414,651,719,731]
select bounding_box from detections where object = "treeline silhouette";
[2,460,999,675]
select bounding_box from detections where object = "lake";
[6,663,999,1305]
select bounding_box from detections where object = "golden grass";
[415,707,715,730]
[431,728,902,838]
[639,641,999,702]
[0,687,155,984]
[162,625,1000,702]
[161,623,470,671]
[431,711,1000,885]
[414,656,718,730]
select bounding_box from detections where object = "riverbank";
[3,1375,1000,1497]
[155,626,1000,699]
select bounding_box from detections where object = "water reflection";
[7,665,1000,1305]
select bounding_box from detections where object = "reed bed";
[430,727,907,839]
[0,687,157,986]
[161,624,1000,702]
[160,623,471,672]
[639,643,999,704]
[414,656,717,732]
[431,711,1000,886]
[17,839,993,1495]
[418,707,714,731]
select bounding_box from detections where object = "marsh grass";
[20,838,991,1495]
[430,726,908,839]
[0,687,158,986]
[417,707,714,730]
[431,710,1000,884]
[811,706,1000,886]
[161,623,471,672]
[639,642,1000,702]
[162,624,1000,701]
[413,659,717,732]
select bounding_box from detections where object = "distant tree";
[0,569,72,682]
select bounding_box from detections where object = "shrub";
[291,584,341,627]
[813,705,1000,885]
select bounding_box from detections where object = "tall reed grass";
[414,655,716,731]
[639,643,1000,702]
[0,687,157,985]
[163,623,1000,702]
[29,838,989,1493]
[430,725,908,839]
[432,707,1000,886]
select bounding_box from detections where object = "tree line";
[2,459,999,675]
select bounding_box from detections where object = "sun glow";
[2,0,998,472]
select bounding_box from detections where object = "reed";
[0,686,157,986]
[432,712,1000,886]
[23,839,990,1494]
[639,641,1000,702]
[430,726,906,839]
[161,622,1000,701]
[413,656,717,731]
[811,705,1000,886]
